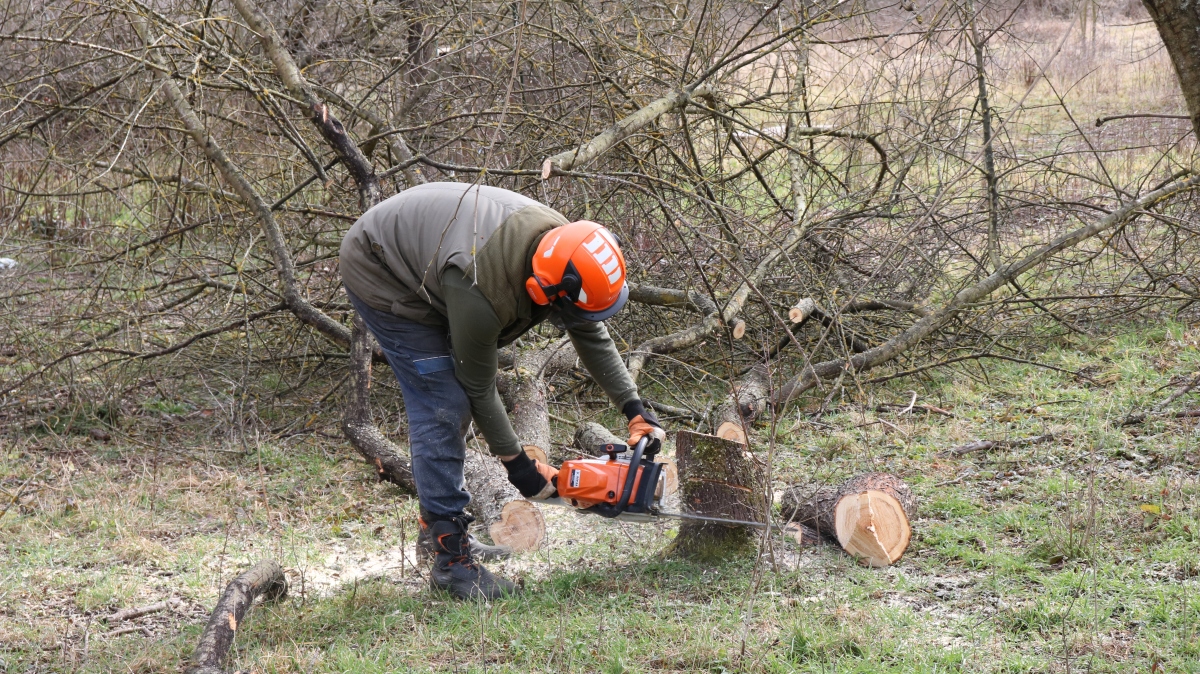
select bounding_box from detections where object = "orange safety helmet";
[525,221,629,321]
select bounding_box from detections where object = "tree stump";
[663,430,767,561]
[780,473,915,567]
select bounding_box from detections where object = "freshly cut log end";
[834,489,911,567]
[541,158,555,180]
[715,421,747,445]
[783,522,823,547]
[788,298,819,324]
[712,365,769,447]
[656,455,679,498]
[488,499,545,552]
[730,319,747,339]
[463,449,546,549]
[780,473,915,567]
[523,444,549,464]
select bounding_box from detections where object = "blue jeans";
[347,290,472,519]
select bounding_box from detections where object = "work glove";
[502,450,559,501]
[623,399,666,456]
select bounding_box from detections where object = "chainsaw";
[546,436,785,532]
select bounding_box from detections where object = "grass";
[2,322,1199,672]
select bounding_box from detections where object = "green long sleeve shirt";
[442,266,638,456]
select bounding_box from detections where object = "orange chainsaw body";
[558,457,657,509]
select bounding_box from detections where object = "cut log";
[664,430,767,561]
[185,560,287,674]
[788,298,819,323]
[730,319,747,339]
[488,499,545,552]
[463,448,544,552]
[462,340,577,550]
[523,444,549,464]
[780,473,915,567]
[714,364,770,445]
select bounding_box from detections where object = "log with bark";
[341,317,417,491]
[663,430,768,561]
[463,448,545,552]
[185,560,288,674]
[461,339,578,551]
[713,364,770,445]
[780,473,916,567]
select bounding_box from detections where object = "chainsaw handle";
[612,436,647,515]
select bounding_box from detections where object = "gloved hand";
[502,450,559,501]
[623,399,666,455]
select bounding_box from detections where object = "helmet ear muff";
[525,276,550,305]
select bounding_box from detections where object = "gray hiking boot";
[427,515,518,601]
[417,509,511,561]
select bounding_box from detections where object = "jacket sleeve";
[442,267,523,457]
[566,320,640,410]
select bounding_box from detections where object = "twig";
[938,433,1056,458]
[103,600,174,624]
[875,402,956,418]
[1153,372,1200,412]
[646,399,705,421]
[1095,113,1191,127]
[108,625,152,638]
[0,468,47,520]
[1121,408,1200,426]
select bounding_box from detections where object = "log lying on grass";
[463,448,545,552]
[664,430,767,561]
[462,340,579,551]
[780,473,916,567]
[185,560,287,674]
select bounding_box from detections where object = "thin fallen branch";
[1121,408,1200,426]
[1095,112,1191,127]
[875,402,956,418]
[103,599,176,624]
[937,433,1056,458]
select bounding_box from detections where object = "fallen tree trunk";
[509,339,578,462]
[185,560,288,674]
[664,430,767,561]
[463,448,544,552]
[780,474,915,567]
[464,340,579,550]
